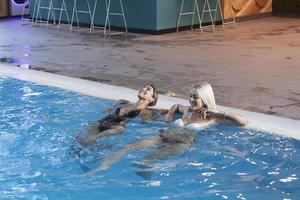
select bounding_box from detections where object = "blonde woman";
[166,82,248,128]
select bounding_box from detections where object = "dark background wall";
[273,0,300,16]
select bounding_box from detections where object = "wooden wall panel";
[223,0,272,19]
[0,0,8,17]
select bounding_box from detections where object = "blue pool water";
[0,76,299,200]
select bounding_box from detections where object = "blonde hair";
[190,82,217,110]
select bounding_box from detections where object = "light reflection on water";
[0,76,299,200]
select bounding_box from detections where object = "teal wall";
[156,0,221,30]
[30,0,221,32]
[30,0,157,30]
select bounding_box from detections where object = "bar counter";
[30,0,220,34]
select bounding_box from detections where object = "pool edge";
[1,64,299,140]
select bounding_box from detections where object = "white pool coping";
[1,64,300,140]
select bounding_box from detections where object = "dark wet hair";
[149,84,158,106]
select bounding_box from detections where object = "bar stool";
[177,0,202,32]
[30,0,40,22]
[211,0,236,30]
[201,0,216,31]
[35,0,56,26]
[90,0,110,33]
[213,0,225,30]
[202,0,236,31]
[70,0,93,31]
[104,0,127,35]
[54,0,70,29]
[220,0,236,28]
[21,0,31,22]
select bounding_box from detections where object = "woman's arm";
[165,104,187,122]
[139,109,157,121]
[139,108,170,122]
[208,111,248,126]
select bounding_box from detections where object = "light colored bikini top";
[174,119,213,130]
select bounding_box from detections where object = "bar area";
[29,0,222,33]
[2,1,273,34]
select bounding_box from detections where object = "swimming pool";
[1,76,299,200]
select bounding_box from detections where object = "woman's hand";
[165,105,178,122]
[165,104,185,123]
[165,113,173,123]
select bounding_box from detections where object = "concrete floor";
[0,17,300,119]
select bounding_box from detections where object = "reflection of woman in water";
[82,82,248,176]
[82,127,196,176]
[78,85,158,146]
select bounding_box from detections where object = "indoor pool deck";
[1,64,300,140]
[0,16,300,120]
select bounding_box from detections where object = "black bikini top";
[113,106,141,119]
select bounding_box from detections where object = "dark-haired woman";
[78,85,159,146]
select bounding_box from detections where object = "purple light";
[11,0,26,6]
